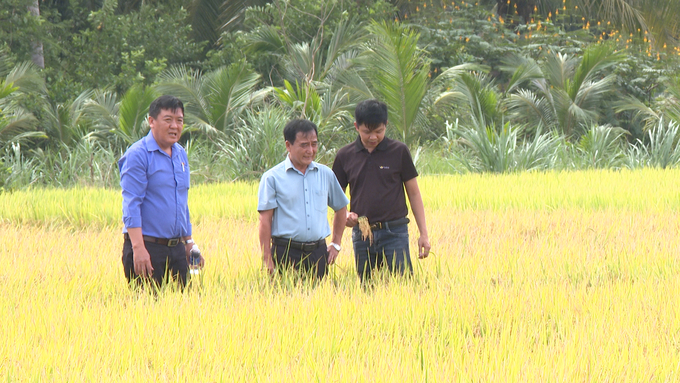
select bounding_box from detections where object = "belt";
[369,217,410,231]
[271,237,325,252]
[124,233,184,247]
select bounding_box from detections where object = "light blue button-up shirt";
[258,155,349,242]
[119,131,192,238]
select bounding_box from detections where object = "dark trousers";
[352,224,413,282]
[271,242,328,280]
[122,238,188,288]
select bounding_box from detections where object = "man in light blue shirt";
[258,119,349,279]
[119,95,203,288]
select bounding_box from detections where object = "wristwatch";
[185,239,194,244]
[330,242,341,252]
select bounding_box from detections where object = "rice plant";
[2,171,680,381]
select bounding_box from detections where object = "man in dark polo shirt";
[332,99,431,282]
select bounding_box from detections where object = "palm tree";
[155,61,269,136]
[504,43,625,138]
[81,84,158,150]
[342,21,491,145]
[40,90,96,146]
[0,55,46,147]
[615,76,680,129]
[340,21,430,145]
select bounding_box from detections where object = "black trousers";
[122,238,188,288]
[271,243,328,280]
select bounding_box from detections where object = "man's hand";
[133,246,154,277]
[327,246,340,265]
[346,211,358,227]
[418,236,431,259]
[184,242,205,268]
[263,255,275,275]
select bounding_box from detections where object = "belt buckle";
[167,238,180,247]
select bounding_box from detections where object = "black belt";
[369,217,410,230]
[124,233,184,247]
[271,237,325,252]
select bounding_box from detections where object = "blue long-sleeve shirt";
[119,131,192,238]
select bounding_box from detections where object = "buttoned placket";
[170,150,180,237]
[303,172,312,233]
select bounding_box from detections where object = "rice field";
[1,169,680,381]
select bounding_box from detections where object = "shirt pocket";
[313,188,329,213]
[174,159,189,191]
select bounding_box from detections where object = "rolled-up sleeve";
[119,149,147,229]
[257,173,278,211]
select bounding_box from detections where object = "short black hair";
[149,95,184,119]
[284,119,318,144]
[355,99,388,130]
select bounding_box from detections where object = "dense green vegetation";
[1,0,679,189]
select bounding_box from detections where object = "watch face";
[332,243,341,251]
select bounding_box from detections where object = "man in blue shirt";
[119,95,203,288]
[258,119,349,279]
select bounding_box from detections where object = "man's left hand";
[185,243,205,268]
[418,236,431,259]
[327,246,340,265]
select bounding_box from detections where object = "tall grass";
[4,121,680,190]
[1,171,680,380]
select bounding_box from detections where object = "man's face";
[355,122,386,151]
[149,108,184,151]
[286,130,318,170]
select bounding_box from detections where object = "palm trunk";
[28,0,44,69]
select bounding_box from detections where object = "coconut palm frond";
[543,52,576,90]
[362,21,430,143]
[569,44,623,100]
[83,90,119,132]
[5,61,46,95]
[501,55,544,94]
[156,65,211,125]
[596,0,647,34]
[323,17,366,78]
[0,108,39,142]
[117,85,157,144]
[506,89,553,129]
[246,25,287,54]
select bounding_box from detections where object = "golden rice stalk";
[358,216,373,245]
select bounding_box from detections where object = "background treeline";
[1,0,679,189]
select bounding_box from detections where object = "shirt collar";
[353,136,390,153]
[284,155,318,174]
[144,130,178,157]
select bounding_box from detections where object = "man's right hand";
[346,211,359,227]
[263,255,275,275]
[133,246,154,277]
